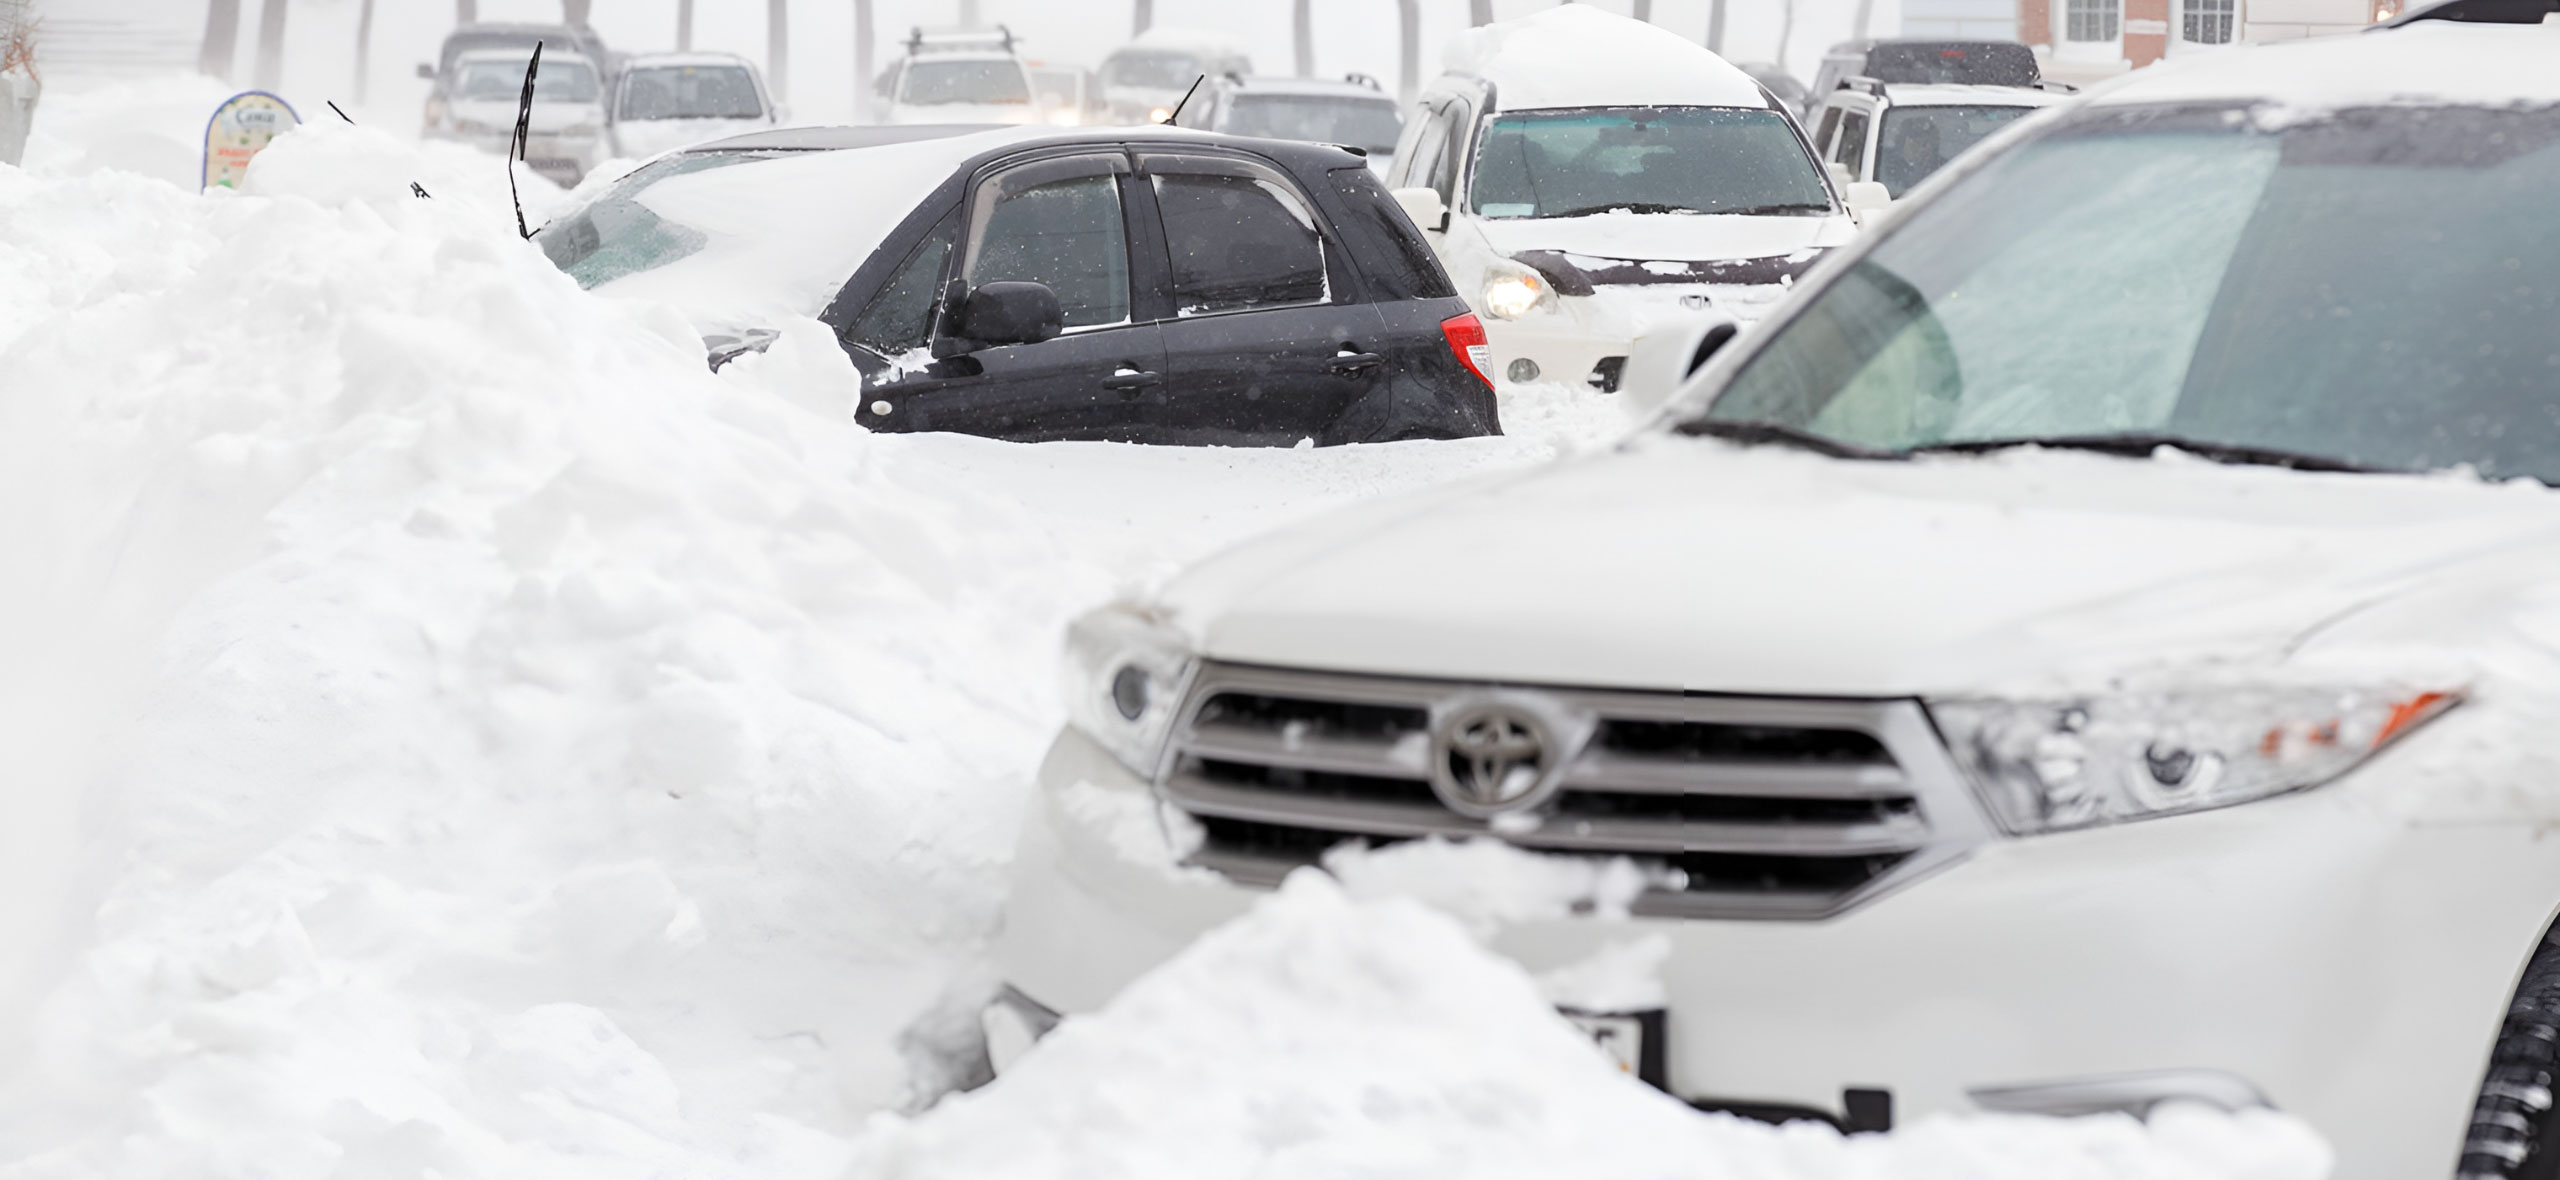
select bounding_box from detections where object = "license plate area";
[1560,1007,1668,1090]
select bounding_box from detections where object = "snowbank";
[854,872,2331,1180]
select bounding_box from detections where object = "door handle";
[1102,367,1163,395]
[1328,350,1385,376]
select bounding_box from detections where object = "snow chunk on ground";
[854,872,2332,1180]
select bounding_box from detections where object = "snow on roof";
[1224,76,1395,100]
[618,51,760,70]
[2089,21,2560,110]
[1442,5,1766,112]
[1882,83,2067,107]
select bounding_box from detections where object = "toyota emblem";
[1428,698,1572,819]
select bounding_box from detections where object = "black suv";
[536,126,1502,445]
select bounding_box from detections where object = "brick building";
[1902,0,2399,80]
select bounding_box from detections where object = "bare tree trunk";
[1776,0,1798,73]
[959,0,981,24]
[1852,0,1877,39]
[354,0,375,102]
[1292,0,1313,76]
[767,0,790,101]
[563,0,593,26]
[853,0,874,119]
[1707,0,1728,51]
[253,0,288,91]
[677,0,695,50]
[201,0,241,81]
[1132,0,1154,38]
[1469,0,1492,25]
[457,0,478,25]
[1396,0,1418,102]
[1631,0,1653,21]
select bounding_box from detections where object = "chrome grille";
[1159,663,1994,920]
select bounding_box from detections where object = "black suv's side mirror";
[952,282,1063,351]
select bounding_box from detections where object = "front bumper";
[995,724,2560,1178]
[1479,283,1788,392]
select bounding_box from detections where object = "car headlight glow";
[1062,602,1197,777]
[1481,265,1549,320]
[1931,686,2457,835]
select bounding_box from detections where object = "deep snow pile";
[0,97,2329,1179]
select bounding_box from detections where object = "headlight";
[1481,264,1549,320]
[1062,603,1197,777]
[1932,686,2457,834]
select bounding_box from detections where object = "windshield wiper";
[1710,202,1832,216]
[1907,432,2387,474]
[1675,418,1898,460]
[1543,201,1700,218]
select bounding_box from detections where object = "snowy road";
[0,78,2328,1179]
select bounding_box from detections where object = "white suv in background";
[875,27,1043,126]
[1383,6,1867,394]
[1809,77,2070,198]
[989,12,2560,1179]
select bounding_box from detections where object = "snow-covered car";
[1098,29,1252,125]
[1176,74,1403,176]
[423,47,609,186]
[874,27,1042,127]
[534,124,1500,445]
[1029,63,1104,126]
[1810,77,2069,198]
[607,52,778,161]
[1384,6,1867,394]
[988,10,2560,1177]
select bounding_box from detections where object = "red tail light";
[1441,312,1495,389]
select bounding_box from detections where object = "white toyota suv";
[988,9,2560,1177]
[1383,6,1868,394]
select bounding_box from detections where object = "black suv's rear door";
[1133,151,1394,446]
[863,150,1168,442]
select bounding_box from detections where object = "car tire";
[2460,926,2560,1179]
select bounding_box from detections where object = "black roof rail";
[2373,0,2556,26]
[1842,74,1888,97]
[1344,71,1383,90]
[2032,78,2080,93]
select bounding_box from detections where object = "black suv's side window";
[1326,166,1454,300]
[1151,172,1327,316]
[1834,111,1871,170]
[967,173,1130,329]
[847,215,955,357]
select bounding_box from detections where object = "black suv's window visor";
[1470,106,1831,219]
[1695,104,2560,482]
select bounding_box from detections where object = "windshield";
[1875,104,2033,196]
[1104,50,1201,90]
[1471,107,1832,219]
[1697,105,2560,481]
[457,57,598,103]
[900,59,1032,105]
[619,65,763,120]
[1223,95,1401,152]
[534,151,787,287]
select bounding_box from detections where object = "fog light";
[1110,665,1150,721]
[1506,358,1540,383]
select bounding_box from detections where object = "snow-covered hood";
[1477,212,1853,276]
[447,98,603,135]
[611,117,775,159]
[1158,437,2560,697]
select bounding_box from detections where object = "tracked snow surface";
[0,89,2330,1179]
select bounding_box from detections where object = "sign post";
[201,91,300,191]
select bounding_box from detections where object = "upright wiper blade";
[1675,418,1898,460]
[1908,432,2387,474]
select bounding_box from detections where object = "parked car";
[1029,62,1105,126]
[422,46,609,185]
[1384,5,1868,392]
[1731,60,1813,119]
[607,52,778,161]
[875,27,1043,126]
[1176,74,1404,176]
[987,9,2560,1178]
[416,20,614,101]
[533,124,1500,445]
[1809,76,2068,198]
[1098,29,1251,125]
[1807,37,2041,106]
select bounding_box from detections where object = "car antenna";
[1167,74,1206,126]
[326,101,433,198]
[508,41,545,239]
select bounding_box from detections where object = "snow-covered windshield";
[900,59,1032,106]
[1696,104,2560,481]
[1471,107,1831,219]
[619,65,764,120]
[1104,50,1202,90]
[1875,104,2034,196]
[457,57,598,103]
[1224,95,1402,153]
[535,150,788,288]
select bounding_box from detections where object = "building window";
[2183,0,2236,41]
[2066,0,2121,40]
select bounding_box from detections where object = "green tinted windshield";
[535,150,788,288]
[1698,105,2560,481]
[1471,107,1831,219]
